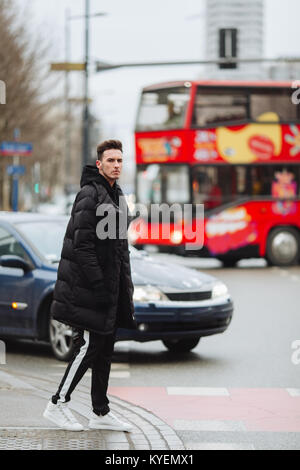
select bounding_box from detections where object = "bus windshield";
[136,87,190,131]
[192,86,299,128]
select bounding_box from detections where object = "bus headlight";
[170,230,183,244]
[212,282,228,299]
[133,285,168,302]
[128,226,138,244]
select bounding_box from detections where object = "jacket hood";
[80,164,119,196]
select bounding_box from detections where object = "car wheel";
[162,337,200,353]
[49,316,75,361]
[266,227,300,266]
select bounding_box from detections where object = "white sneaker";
[88,411,132,432]
[43,401,84,431]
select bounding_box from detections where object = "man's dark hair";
[97,139,123,160]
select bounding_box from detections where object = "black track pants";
[51,328,117,416]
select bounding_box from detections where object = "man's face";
[96,149,123,183]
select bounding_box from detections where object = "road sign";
[51,62,86,71]
[6,165,26,176]
[0,141,33,156]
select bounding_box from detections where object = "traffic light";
[219,28,238,69]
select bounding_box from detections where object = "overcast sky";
[14,0,300,163]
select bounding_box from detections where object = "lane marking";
[111,363,130,370]
[110,371,130,378]
[167,387,229,396]
[0,370,36,390]
[173,420,247,432]
[286,388,300,397]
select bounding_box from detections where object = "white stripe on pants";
[58,330,90,402]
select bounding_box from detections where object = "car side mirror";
[0,255,32,273]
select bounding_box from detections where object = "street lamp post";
[64,4,107,175]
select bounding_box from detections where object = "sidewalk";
[0,370,185,450]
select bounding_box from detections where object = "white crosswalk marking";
[286,388,300,397]
[111,363,129,370]
[167,387,229,396]
[110,371,130,378]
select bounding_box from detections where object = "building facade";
[205,0,265,79]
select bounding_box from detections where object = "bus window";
[192,88,248,127]
[165,166,190,204]
[192,166,226,209]
[244,165,299,198]
[250,88,298,122]
[137,164,162,204]
[137,164,190,205]
[136,87,190,131]
[192,164,300,211]
[271,169,297,199]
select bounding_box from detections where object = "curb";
[0,370,185,450]
[109,395,185,450]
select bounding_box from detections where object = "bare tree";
[0,0,66,210]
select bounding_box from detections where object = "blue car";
[0,212,233,361]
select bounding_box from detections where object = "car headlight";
[212,282,229,299]
[133,285,168,302]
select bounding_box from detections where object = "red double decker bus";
[130,80,300,267]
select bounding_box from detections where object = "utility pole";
[82,0,90,168]
[51,6,106,173]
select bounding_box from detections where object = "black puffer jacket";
[51,165,136,334]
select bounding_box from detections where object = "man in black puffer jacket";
[43,139,136,432]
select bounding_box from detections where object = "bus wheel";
[266,227,300,267]
[134,244,144,251]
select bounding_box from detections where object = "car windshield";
[15,219,68,263]
[16,219,140,263]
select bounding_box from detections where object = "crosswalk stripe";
[111,363,129,370]
[167,387,229,396]
[286,388,300,397]
[110,371,130,378]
